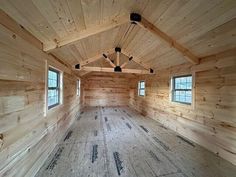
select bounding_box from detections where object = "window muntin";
[138,81,145,96]
[48,68,60,109]
[172,75,192,104]
[77,80,80,96]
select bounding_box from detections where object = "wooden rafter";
[0,9,43,50]
[103,54,116,68]
[120,61,128,68]
[115,47,121,66]
[81,66,152,74]
[122,50,151,70]
[78,70,91,76]
[77,47,153,73]
[130,13,199,64]
[120,56,133,69]
[80,48,114,66]
[44,14,129,51]
[116,50,120,66]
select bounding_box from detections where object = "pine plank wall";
[128,49,236,165]
[0,23,82,176]
[0,7,236,177]
[81,50,236,165]
[82,72,134,107]
[0,22,235,176]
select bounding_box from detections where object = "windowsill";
[173,101,191,105]
[47,103,62,112]
[48,103,60,109]
[170,100,194,110]
[44,103,62,117]
[138,95,145,97]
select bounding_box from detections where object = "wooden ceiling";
[1,0,235,74]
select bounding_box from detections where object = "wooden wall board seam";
[0,8,83,176]
[128,51,236,165]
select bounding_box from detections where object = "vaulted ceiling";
[1,0,236,75]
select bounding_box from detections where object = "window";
[172,75,192,104]
[77,80,80,96]
[138,81,145,96]
[48,68,60,109]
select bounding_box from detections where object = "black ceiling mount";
[115,47,121,53]
[150,68,154,74]
[129,56,133,61]
[102,53,107,58]
[75,64,80,69]
[130,13,141,22]
[114,66,122,72]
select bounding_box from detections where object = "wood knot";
[0,134,3,140]
[20,25,25,29]
[17,116,21,123]
[0,134,3,149]
[54,38,59,44]
[220,122,233,128]
[12,34,16,39]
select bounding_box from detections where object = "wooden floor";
[35,107,236,177]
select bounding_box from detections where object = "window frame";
[48,67,61,110]
[138,80,145,97]
[77,79,81,96]
[171,74,192,105]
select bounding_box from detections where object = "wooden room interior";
[0,0,236,177]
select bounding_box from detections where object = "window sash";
[139,89,145,96]
[172,75,192,104]
[48,68,60,109]
[48,88,60,109]
[173,89,191,91]
[138,81,145,96]
[172,90,192,104]
[139,81,145,89]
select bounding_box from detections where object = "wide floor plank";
[35,106,236,177]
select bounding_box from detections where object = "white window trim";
[138,80,145,97]
[169,72,195,109]
[44,63,63,116]
[77,79,81,97]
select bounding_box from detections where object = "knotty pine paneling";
[129,50,236,165]
[82,72,134,106]
[0,23,82,176]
